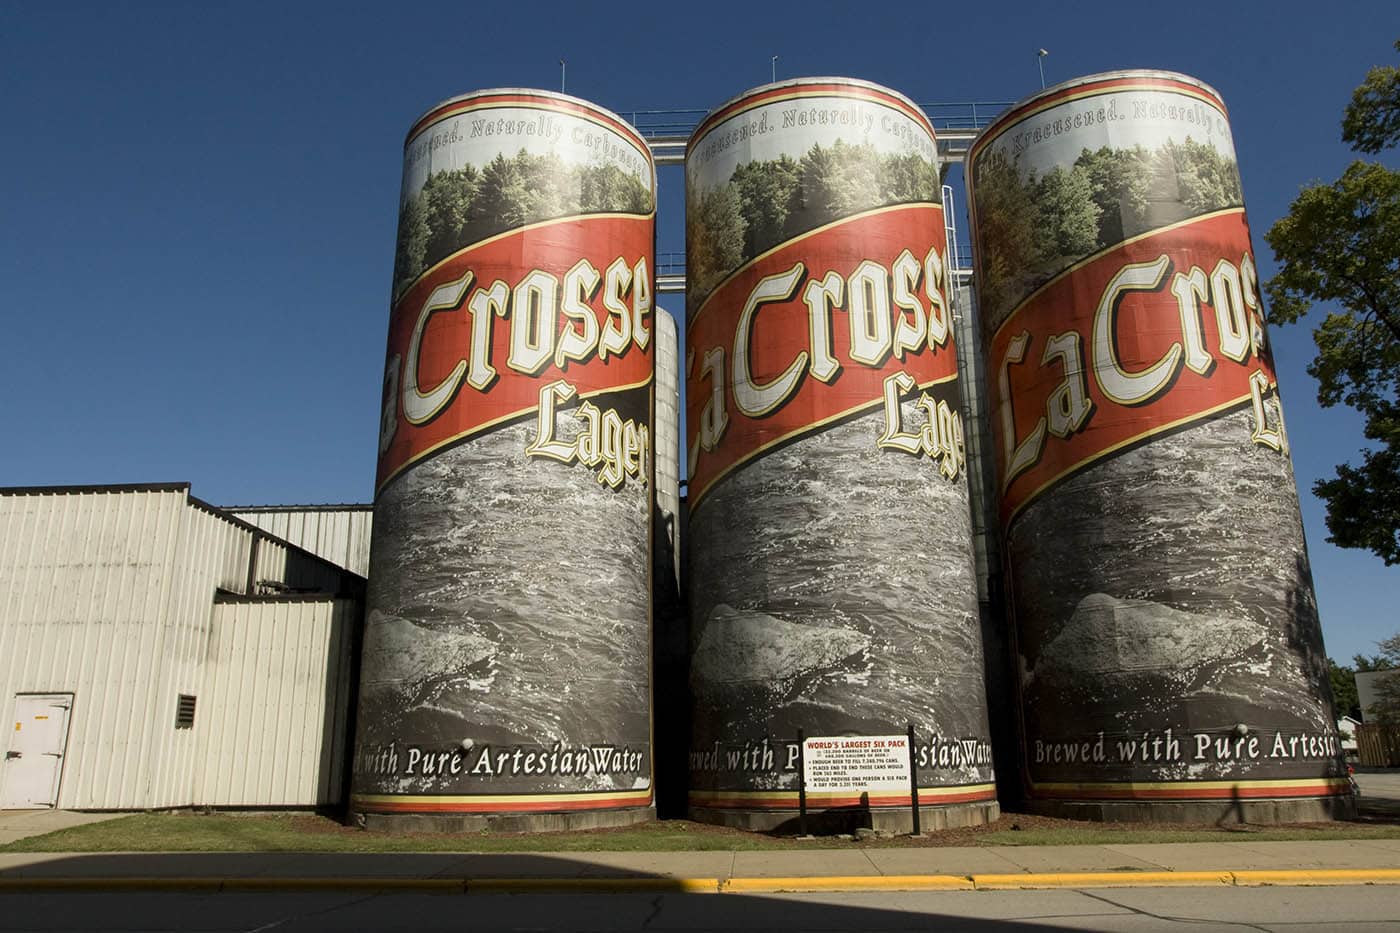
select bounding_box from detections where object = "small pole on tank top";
[908,722,921,836]
[797,728,808,837]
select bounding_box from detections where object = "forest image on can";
[352,90,657,820]
[685,79,996,823]
[967,72,1349,812]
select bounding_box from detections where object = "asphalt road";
[0,887,1396,932]
[1356,770,1400,820]
[1357,770,1400,799]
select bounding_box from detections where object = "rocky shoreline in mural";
[357,395,652,798]
[688,402,994,791]
[1010,404,1337,783]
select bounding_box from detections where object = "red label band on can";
[353,89,657,818]
[967,71,1345,809]
[686,203,961,508]
[988,208,1283,526]
[377,213,654,493]
[685,78,996,817]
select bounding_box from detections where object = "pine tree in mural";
[686,141,942,307]
[687,183,747,301]
[973,136,1245,327]
[391,150,653,298]
[1075,145,1153,247]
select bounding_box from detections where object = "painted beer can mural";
[966,71,1351,817]
[685,78,997,826]
[352,90,656,824]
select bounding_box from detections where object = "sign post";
[907,723,921,835]
[796,729,808,836]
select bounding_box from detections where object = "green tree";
[472,153,530,237]
[686,181,746,303]
[1360,634,1400,722]
[730,156,799,261]
[517,152,576,223]
[1370,675,1400,723]
[1032,165,1101,268]
[1076,144,1153,247]
[392,195,430,296]
[1330,657,1362,719]
[1355,640,1400,672]
[624,173,654,214]
[879,152,941,206]
[1155,137,1243,215]
[1265,42,1400,565]
[783,142,839,239]
[970,148,1040,330]
[421,166,479,266]
[1343,40,1400,154]
[781,141,886,239]
[825,139,883,218]
[578,164,652,214]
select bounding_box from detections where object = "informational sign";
[802,735,912,796]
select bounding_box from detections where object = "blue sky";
[1,1,1395,660]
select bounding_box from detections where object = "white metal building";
[223,504,373,578]
[1357,670,1400,722]
[0,484,364,811]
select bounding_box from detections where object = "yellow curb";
[971,871,1234,889]
[467,877,721,894]
[4,869,1400,894]
[0,878,223,892]
[227,878,465,892]
[1231,869,1400,886]
[0,878,465,893]
[723,875,974,893]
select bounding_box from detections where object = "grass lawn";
[5,811,1400,853]
[1,814,811,853]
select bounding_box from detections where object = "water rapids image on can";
[351,90,656,826]
[966,71,1351,819]
[685,78,997,828]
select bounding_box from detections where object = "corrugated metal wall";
[251,536,353,597]
[224,507,373,578]
[0,486,192,808]
[194,598,357,807]
[0,486,362,810]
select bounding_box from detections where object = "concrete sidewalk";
[0,810,120,846]
[2,840,1400,892]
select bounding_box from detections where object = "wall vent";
[175,694,197,729]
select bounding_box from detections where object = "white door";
[1,694,72,809]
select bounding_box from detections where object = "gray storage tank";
[966,70,1351,821]
[352,88,657,830]
[684,77,998,831]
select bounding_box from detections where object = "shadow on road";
[0,852,1088,932]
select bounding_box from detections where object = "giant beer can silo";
[966,71,1352,821]
[685,78,998,830]
[352,89,657,829]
